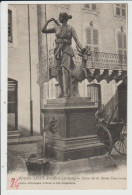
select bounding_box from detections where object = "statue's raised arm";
[42,18,60,34]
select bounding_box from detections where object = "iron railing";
[48,49,127,71]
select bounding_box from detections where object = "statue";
[42,12,91,98]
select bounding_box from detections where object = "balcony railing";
[48,49,127,71]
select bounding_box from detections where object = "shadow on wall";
[103,90,118,122]
[19,125,40,137]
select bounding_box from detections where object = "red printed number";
[10,178,19,189]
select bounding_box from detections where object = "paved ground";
[7,142,127,174]
[7,143,38,173]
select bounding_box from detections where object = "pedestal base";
[41,97,105,161]
[26,155,116,176]
[45,135,106,161]
[49,154,116,175]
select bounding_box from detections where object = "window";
[87,84,101,103]
[8,5,17,47]
[115,4,126,18]
[92,4,96,10]
[117,32,127,58]
[86,28,99,60]
[83,4,97,11]
[86,28,99,51]
[8,10,13,43]
[86,28,99,50]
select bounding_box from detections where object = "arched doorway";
[118,81,127,122]
[8,78,18,131]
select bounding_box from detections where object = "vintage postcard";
[1,0,130,191]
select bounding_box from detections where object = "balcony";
[48,49,127,83]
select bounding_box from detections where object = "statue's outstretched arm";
[42,18,58,33]
[71,27,83,50]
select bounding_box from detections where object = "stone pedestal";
[41,97,106,161]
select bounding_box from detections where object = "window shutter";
[93,29,98,45]
[118,50,123,63]
[8,10,12,43]
[122,9,126,17]
[84,4,90,9]
[116,7,120,16]
[86,28,91,44]
[118,33,123,49]
[94,85,98,102]
[87,84,101,103]
[92,4,96,10]
[124,50,127,60]
[123,34,126,49]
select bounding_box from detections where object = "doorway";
[8,78,18,131]
[87,83,101,106]
[118,82,127,122]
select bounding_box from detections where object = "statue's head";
[59,12,72,23]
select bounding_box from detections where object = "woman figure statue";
[42,12,85,97]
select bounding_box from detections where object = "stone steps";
[8,130,21,139]
[8,135,43,145]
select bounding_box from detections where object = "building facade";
[8,3,127,136]
[8,4,40,136]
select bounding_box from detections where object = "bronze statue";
[42,12,90,97]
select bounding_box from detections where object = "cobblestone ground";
[7,143,126,174]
